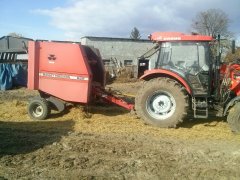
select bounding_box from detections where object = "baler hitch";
[93,87,134,111]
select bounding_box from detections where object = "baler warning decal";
[39,72,89,81]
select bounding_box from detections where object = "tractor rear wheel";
[227,102,240,134]
[135,78,188,128]
[28,98,50,120]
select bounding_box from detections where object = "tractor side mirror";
[232,40,236,54]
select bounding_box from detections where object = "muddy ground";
[0,82,240,179]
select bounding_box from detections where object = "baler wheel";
[135,78,188,128]
[28,98,50,120]
[227,102,240,134]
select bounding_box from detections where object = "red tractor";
[135,32,240,133]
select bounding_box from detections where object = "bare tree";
[225,47,240,62]
[192,9,232,38]
[130,27,141,40]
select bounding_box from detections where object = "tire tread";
[135,78,188,128]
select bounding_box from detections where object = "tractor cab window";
[157,42,210,75]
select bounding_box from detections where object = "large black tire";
[135,78,188,128]
[227,102,240,134]
[28,98,50,120]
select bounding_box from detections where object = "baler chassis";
[28,87,134,120]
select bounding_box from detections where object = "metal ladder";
[192,97,208,118]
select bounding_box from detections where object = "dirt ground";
[0,82,240,179]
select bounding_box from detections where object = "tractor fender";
[223,96,240,116]
[140,69,192,95]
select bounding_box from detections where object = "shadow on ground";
[75,103,131,117]
[181,113,227,129]
[0,120,74,156]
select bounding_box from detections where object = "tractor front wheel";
[227,102,240,134]
[135,78,188,128]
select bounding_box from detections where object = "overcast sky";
[1,0,239,42]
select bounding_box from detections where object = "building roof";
[0,36,33,53]
[81,36,151,42]
[0,36,33,41]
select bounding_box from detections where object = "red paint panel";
[39,77,90,103]
[28,41,92,103]
[28,41,39,90]
[38,42,91,75]
[150,32,213,42]
[229,64,240,96]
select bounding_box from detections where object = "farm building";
[81,36,158,77]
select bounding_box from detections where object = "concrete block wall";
[81,36,158,69]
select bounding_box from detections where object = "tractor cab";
[140,32,213,96]
[156,40,211,96]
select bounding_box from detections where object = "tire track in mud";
[1,132,240,179]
